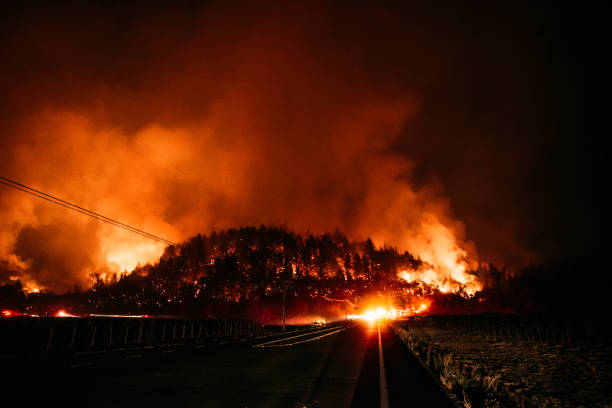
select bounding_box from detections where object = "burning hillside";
[88,226,479,314]
[0,226,482,318]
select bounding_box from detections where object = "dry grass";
[393,315,612,408]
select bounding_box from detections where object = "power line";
[1,176,175,245]
[0,176,176,246]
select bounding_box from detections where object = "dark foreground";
[1,321,453,408]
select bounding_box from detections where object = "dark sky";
[0,1,606,291]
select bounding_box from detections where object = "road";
[3,321,454,407]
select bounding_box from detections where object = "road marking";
[378,322,390,408]
[254,324,339,340]
[71,362,95,368]
[255,326,349,348]
[254,325,346,347]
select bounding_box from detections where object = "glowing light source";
[56,310,73,317]
[351,302,430,322]
[415,303,428,313]
[359,306,401,321]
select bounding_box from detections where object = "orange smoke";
[0,2,480,293]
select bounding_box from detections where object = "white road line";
[254,326,318,339]
[256,326,349,348]
[71,362,95,368]
[254,325,344,347]
[378,322,390,408]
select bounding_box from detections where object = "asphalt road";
[3,322,454,408]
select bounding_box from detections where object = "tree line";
[85,226,427,315]
[3,225,603,316]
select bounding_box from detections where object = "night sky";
[0,1,606,291]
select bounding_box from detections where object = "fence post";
[70,327,77,350]
[46,327,55,352]
[90,326,97,350]
[138,323,143,344]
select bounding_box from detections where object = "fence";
[0,316,263,353]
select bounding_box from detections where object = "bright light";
[89,313,147,318]
[363,309,377,322]
[352,302,430,322]
[56,310,73,317]
[415,303,428,313]
[360,306,400,322]
[2,309,15,317]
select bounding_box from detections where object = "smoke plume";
[3,1,594,292]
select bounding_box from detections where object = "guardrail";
[0,316,263,353]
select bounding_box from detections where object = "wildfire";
[398,263,481,295]
[103,233,166,276]
[56,310,74,317]
[350,302,430,322]
[2,309,17,317]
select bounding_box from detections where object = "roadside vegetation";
[394,315,612,408]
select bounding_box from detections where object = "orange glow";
[350,301,430,322]
[355,306,403,322]
[2,309,15,317]
[56,310,73,317]
[103,232,166,275]
[414,303,428,314]
[398,261,480,295]
[0,10,483,295]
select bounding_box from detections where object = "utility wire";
[0,176,176,246]
[0,178,174,245]
[1,176,174,245]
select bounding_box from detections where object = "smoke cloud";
[1,2,599,292]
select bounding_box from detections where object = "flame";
[398,262,480,295]
[56,310,74,317]
[415,303,428,313]
[396,216,481,295]
[351,303,430,322]
[103,235,165,274]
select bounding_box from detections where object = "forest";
[1,226,605,319]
